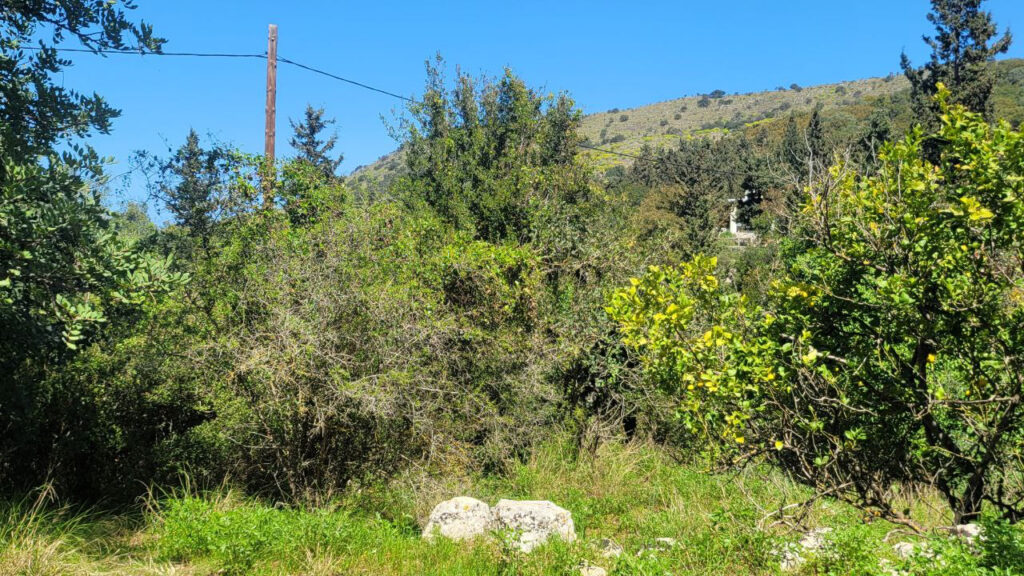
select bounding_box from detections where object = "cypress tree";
[858,108,893,165]
[158,130,227,250]
[807,108,826,168]
[781,114,804,177]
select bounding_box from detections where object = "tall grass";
[138,441,821,575]
[2,440,1022,575]
[0,485,96,576]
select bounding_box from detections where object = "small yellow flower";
[735,436,745,444]
[775,440,784,450]
[927,353,937,364]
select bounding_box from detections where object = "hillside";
[350,75,909,187]
[351,59,1024,187]
[576,75,907,168]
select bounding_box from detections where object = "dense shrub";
[7,64,671,503]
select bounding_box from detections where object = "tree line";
[2,0,1023,529]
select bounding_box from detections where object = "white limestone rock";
[798,527,832,551]
[954,523,983,543]
[893,541,917,559]
[654,537,678,550]
[422,497,492,541]
[491,499,576,552]
[777,543,805,572]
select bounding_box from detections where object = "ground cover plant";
[5,440,1022,575]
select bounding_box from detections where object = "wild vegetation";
[3,1,1024,574]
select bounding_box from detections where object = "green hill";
[351,59,1024,188]
[578,75,906,163]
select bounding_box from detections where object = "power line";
[14,45,419,103]
[15,45,267,59]
[16,44,769,179]
[277,56,418,103]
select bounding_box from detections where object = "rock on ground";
[954,523,982,543]
[777,543,805,572]
[595,537,623,558]
[892,541,917,559]
[580,566,608,576]
[491,499,576,552]
[654,537,678,549]
[798,527,832,551]
[422,497,492,541]
[778,527,833,571]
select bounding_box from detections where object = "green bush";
[609,92,1024,524]
[978,519,1024,570]
[897,522,1024,575]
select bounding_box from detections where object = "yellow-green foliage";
[607,256,774,448]
[609,89,1024,523]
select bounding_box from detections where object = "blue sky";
[51,0,1024,208]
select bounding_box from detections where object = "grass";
[2,440,1022,575]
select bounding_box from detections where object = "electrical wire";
[15,44,772,179]
[277,56,417,103]
[14,45,267,58]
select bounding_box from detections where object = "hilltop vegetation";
[353,58,1024,187]
[580,76,908,155]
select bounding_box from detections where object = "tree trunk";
[955,480,985,524]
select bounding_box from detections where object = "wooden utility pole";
[263,24,278,208]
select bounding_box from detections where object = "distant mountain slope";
[350,59,1024,188]
[577,74,908,173]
